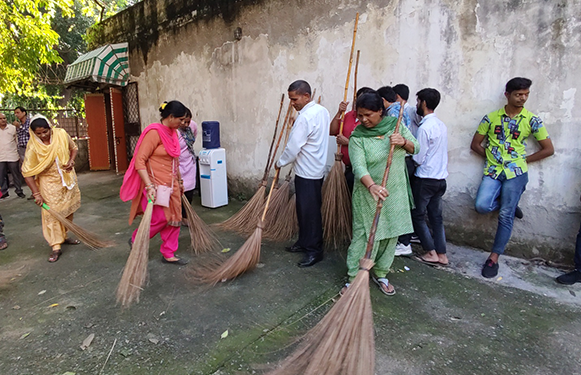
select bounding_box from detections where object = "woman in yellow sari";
[22,115,81,262]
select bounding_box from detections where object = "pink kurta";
[178,121,198,191]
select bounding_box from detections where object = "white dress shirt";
[277,101,330,179]
[413,113,448,179]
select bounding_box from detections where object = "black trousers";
[294,175,323,255]
[182,189,195,219]
[344,165,354,194]
[0,161,23,196]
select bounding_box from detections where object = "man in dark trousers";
[276,80,330,267]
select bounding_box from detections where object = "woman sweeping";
[120,101,188,265]
[345,91,419,295]
[22,115,81,262]
[178,107,198,222]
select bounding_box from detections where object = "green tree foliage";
[0,0,74,94]
[1,0,136,113]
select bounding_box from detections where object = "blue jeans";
[411,178,447,254]
[474,172,528,255]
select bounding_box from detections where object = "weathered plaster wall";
[95,0,581,262]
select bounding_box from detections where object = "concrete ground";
[0,171,580,375]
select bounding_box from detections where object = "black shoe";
[162,257,189,265]
[482,259,499,278]
[410,234,421,244]
[298,253,323,268]
[556,270,581,285]
[285,245,306,253]
[0,193,9,200]
[17,192,25,199]
[515,206,523,219]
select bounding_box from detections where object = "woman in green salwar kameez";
[345,91,419,296]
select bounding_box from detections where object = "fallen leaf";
[149,338,159,344]
[20,332,30,339]
[450,316,462,321]
[404,266,410,271]
[221,330,229,339]
[570,290,577,297]
[62,372,76,375]
[38,290,46,295]
[66,305,77,311]
[80,334,95,350]
[12,305,20,310]
[256,263,265,268]
[49,303,59,308]
[221,248,231,253]
[496,276,503,281]
[119,348,132,357]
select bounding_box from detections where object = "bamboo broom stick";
[321,13,359,250]
[218,98,287,234]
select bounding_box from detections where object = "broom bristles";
[265,193,298,242]
[116,201,154,308]
[43,207,115,249]
[193,221,263,285]
[263,180,291,240]
[216,184,266,235]
[321,158,352,250]
[182,195,221,254]
[268,258,375,375]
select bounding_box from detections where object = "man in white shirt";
[276,80,330,267]
[411,88,449,266]
[0,113,25,199]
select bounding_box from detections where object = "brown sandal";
[48,250,62,263]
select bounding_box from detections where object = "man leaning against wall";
[470,77,554,279]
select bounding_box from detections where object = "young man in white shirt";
[411,88,449,266]
[276,80,330,267]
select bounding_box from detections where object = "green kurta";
[346,118,419,279]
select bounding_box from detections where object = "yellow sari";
[22,128,81,249]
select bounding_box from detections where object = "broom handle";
[262,94,285,182]
[353,50,360,106]
[261,168,281,221]
[266,101,293,176]
[363,103,406,260]
[337,13,359,152]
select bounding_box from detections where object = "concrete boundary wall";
[94,0,581,262]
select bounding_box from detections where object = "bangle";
[367,183,376,190]
[146,183,155,189]
[33,192,41,197]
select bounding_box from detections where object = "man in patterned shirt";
[13,106,30,163]
[471,77,554,278]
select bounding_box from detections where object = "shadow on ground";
[0,171,580,374]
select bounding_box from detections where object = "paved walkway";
[0,171,580,374]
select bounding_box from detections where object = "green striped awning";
[64,43,130,87]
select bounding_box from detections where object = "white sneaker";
[395,243,412,256]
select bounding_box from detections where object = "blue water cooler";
[199,121,228,208]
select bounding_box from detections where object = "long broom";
[265,183,298,242]
[263,170,292,241]
[40,203,114,249]
[116,200,154,308]
[181,195,220,254]
[218,96,288,235]
[194,169,281,285]
[321,13,359,250]
[267,104,406,375]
